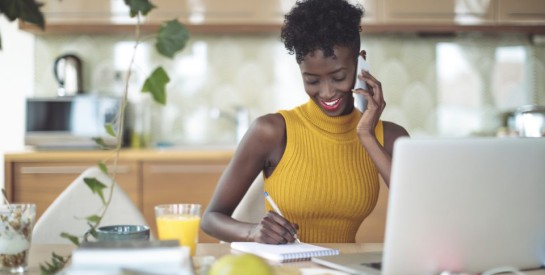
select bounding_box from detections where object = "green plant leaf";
[105,123,116,137]
[0,0,45,29]
[92,137,112,150]
[156,19,189,58]
[86,223,98,238]
[124,0,155,17]
[98,162,109,175]
[85,215,101,224]
[142,67,169,105]
[83,223,98,238]
[40,252,70,275]
[60,232,80,246]
[83,177,107,204]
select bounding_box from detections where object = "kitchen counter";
[3,147,236,162]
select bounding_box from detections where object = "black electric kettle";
[53,54,83,96]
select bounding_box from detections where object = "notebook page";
[231,242,340,262]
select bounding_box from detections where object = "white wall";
[0,17,34,189]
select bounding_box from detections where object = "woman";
[201,0,409,244]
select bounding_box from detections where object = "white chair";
[231,173,266,223]
[32,167,148,244]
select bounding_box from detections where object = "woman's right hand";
[248,211,299,244]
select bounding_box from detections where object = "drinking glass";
[155,204,201,256]
[0,204,36,273]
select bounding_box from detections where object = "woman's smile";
[319,97,343,112]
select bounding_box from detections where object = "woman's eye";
[333,77,346,82]
[305,80,319,85]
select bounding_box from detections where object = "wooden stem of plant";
[97,14,142,227]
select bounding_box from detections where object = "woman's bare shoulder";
[248,113,286,146]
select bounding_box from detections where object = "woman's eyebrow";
[302,67,347,76]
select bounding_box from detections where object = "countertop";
[3,147,236,162]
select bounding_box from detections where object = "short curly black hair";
[281,0,364,64]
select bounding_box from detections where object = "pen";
[264,191,301,243]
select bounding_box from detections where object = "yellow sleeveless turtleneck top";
[264,100,384,243]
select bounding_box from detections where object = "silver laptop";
[313,137,545,275]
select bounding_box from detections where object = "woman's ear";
[359,49,367,59]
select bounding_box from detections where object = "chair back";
[32,167,148,244]
[231,173,265,223]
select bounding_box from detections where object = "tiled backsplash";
[34,32,545,146]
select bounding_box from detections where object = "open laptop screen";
[382,138,545,274]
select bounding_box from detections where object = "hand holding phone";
[354,53,370,112]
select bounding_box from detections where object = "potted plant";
[1,1,189,273]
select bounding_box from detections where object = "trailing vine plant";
[0,0,45,49]
[2,1,189,274]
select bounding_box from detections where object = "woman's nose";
[319,81,336,99]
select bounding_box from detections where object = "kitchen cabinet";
[149,0,258,24]
[21,0,283,34]
[356,0,380,24]
[40,0,138,24]
[381,0,495,25]
[7,161,140,221]
[19,0,545,34]
[4,150,234,243]
[142,159,229,243]
[496,0,545,24]
[257,0,379,25]
[20,0,545,34]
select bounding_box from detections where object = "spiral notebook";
[230,242,340,263]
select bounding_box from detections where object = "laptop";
[312,137,545,274]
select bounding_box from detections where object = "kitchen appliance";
[53,54,83,96]
[514,105,545,137]
[25,95,124,150]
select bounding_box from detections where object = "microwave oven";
[25,95,124,150]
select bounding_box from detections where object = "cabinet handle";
[150,165,226,174]
[20,165,131,175]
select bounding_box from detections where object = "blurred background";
[1,0,544,150]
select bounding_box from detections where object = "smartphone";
[354,54,370,112]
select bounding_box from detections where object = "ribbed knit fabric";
[264,100,384,243]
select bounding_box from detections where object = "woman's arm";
[200,114,299,243]
[361,121,409,187]
[353,69,409,187]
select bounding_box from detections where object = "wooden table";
[27,243,545,274]
[28,243,381,274]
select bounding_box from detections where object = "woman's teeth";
[324,98,339,106]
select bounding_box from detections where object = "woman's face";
[298,45,357,116]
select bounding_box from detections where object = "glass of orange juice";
[154,204,201,256]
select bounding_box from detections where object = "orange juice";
[156,214,201,256]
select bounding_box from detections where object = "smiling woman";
[200,0,409,245]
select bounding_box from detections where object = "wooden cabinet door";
[11,161,140,221]
[496,0,545,24]
[258,0,378,25]
[142,160,229,243]
[41,0,137,24]
[351,0,380,24]
[382,0,495,25]
[148,0,259,24]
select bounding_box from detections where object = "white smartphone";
[354,54,370,112]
